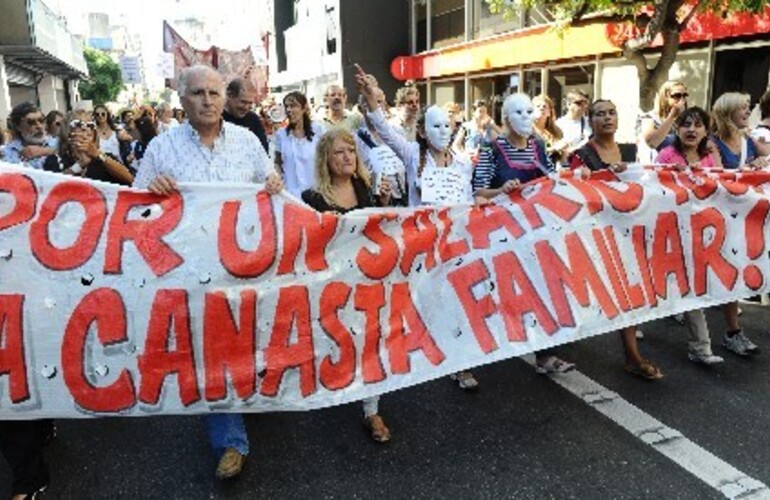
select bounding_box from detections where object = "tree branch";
[678,0,704,29]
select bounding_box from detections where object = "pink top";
[655,145,717,168]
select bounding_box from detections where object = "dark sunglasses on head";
[670,92,689,100]
[25,117,46,126]
[70,120,96,129]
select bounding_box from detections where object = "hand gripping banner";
[1,163,769,418]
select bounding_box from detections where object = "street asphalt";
[3,302,770,499]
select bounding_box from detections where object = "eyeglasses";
[25,117,46,126]
[670,92,689,100]
[70,120,96,129]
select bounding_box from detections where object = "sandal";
[535,356,576,374]
[450,371,479,390]
[363,415,391,443]
[624,359,664,380]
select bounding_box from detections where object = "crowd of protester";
[3,62,770,498]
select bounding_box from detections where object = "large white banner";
[1,163,769,418]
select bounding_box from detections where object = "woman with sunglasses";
[637,80,688,163]
[43,117,135,185]
[93,105,122,159]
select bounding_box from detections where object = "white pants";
[362,396,380,418]
[683,309,714,356]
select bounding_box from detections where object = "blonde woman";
[707,91,769,357]
[711,92,770,170]
[637,80,688,162]
[302,128,392,442]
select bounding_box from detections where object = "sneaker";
[688,352,724,365]
[215,448,245,479]
[450,371,479,390]
[722,331,755,356]
[735,330,759,353]
[535,356,576,374]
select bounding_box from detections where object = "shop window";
[712,46,770,107]
[546,64,595,117]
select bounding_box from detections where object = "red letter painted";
[493,251,559,341]
[354,284,387,383]
[400,210,438,274]
[657,170,689,205]
[0,295,30,403]
[318,282,356,391]
[691,208,739,295]
[510,180,582,229]
[29,181,107,270]
[203,290,257,401]
[632,226,658,307]
[743,199,770,290]
[218,193,277,278]
[437,208,470,262]
[104,191,184,277]
[465,204,525,249]
[0,173,36,231]
[446,259,499,353]
[650,212,690,299]
[534,234,620,326]
[260,286,316,397]
[62,288,136,412]
[138,290,200,406]
[356,213,399,279]
[387,282,445,374]
[603,227,646,310]
[277,203,338,275]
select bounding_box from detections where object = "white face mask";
[424,106,452,151]
[505,94,535,137]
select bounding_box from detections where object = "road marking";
[523,355,770,499]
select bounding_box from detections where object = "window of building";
[546,64,595,117]
[431,0,465,48]
[712,46,770,107]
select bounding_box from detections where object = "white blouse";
[275,121,326,197]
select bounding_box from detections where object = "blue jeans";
[202,413,249,458]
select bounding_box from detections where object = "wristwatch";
[98,152,107,163]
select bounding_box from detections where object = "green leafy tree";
[485,0,770,110]
[78,47,124,104]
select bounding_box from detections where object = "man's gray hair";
[178,65,224,97]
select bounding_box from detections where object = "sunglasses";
[70,120,96,129]
[670,92,689,100]
[95,111,107,117]
[25,117,46,126]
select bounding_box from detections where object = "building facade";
[0,0,87,121]
[393,0,770,142]
[269,0,410,105]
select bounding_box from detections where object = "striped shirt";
[473,136,552,190]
